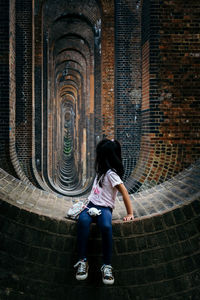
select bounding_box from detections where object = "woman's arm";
[116,183,134,221]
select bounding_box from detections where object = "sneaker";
[74,260,89,280]
[101,265,114,285]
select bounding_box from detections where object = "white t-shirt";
[88,169,123,209]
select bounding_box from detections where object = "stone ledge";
[0,160,200,222]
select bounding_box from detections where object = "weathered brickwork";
[0,0,16,176]
[0,1,200,298]
[0,162,200,299]
[1,0,199,195]
[101,1,115,139]
[15,0,34,182]
[115,0,142,181]
[31,0,103,195]
[128,0,200,192]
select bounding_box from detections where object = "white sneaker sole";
[76,273,88,280]
[102,278,114,285]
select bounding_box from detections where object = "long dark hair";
[95,138,124,187]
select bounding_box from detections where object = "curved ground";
[0,161,200,299]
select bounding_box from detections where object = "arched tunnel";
[0,0,200,299]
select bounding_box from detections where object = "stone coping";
[0,160,199,223]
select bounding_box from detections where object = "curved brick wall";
[0,1,200,299]
[1,0,200,196]
[0,162,200,299]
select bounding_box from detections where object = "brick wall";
[128,0,200,192]
[15,0,34,181]
[115,0,142,181]
[0,0,16,175]
[101,0,115,139]
[0,164,200,299]
[1,0,200,196]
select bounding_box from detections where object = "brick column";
[101,1,115,139]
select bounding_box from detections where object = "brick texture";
[127,0,200,192]
[0,0,17,176]
[0,162,200,299]
[0,1,200,298]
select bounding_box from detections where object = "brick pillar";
[0,0,17,176]
[115,0,142,181]
[15,0,33,181]
[101,1,115,139]
[129,0,200,192]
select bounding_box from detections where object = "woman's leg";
[77,208,93,260]
[96,207,112,265]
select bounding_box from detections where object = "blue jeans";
[77,202,113,265]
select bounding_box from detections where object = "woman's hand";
[123,214,134,222]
